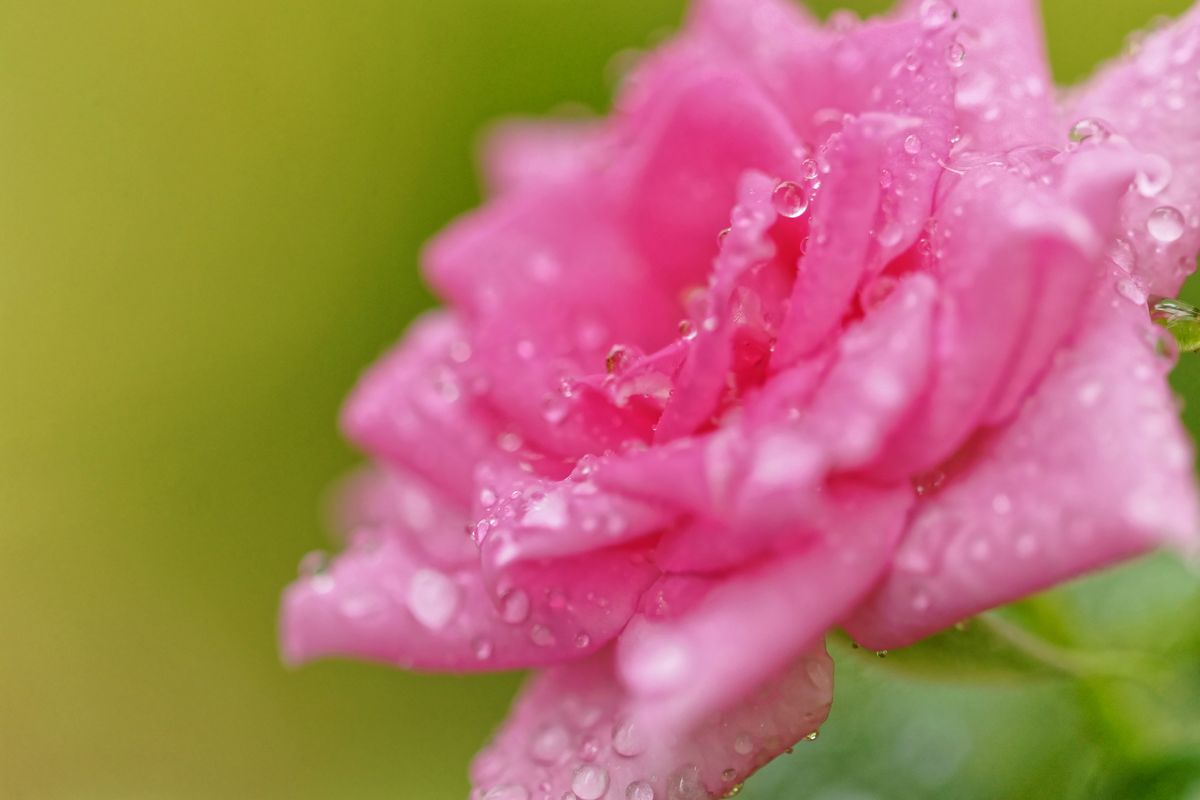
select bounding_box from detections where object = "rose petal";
[618,483,910,734]
[872,149,1135,479]
[1066,4,1200,296]
[471,646,832,800]
[281,525,656,671]
[482,118,605,195]
[846,291,1200,649]
[341,311,511,501]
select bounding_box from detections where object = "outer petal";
[617,484,911,734]
[873,147,1136,479]
[481,118,605,195]
[341,311,511,501]
[471,646,832,800]
[425,183,677,460]
[916,0,1060,150]
[281,524,656,672]
[1066,4,1200,296]
[846,292,1200,649]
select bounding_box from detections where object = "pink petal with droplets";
[618,483,910,735]
[471,646,832,800]
[847,292,1200,649]
[281,525,656,672]
[340,312,512,502]
[1067,4,1200,296]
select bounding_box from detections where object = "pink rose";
[281,0,1200,797]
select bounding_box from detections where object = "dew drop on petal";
[903,134,922,155]
[1116,277,1147,305]
[1135,154,1173,198]
[612,718,647,757]
[772,181,809,218]
[733,733,754,756]
[530,624,557,647]
[1148,206,1185,243]
[1069,117,1112,144]
[946,41,965,67]
[919,0,954,30]
[530,724,571,765]
[472,636,494,661]
[801,159,819,181]
[626,781,656,800]
[1108,238,1136,273]
[572,765,610,800]
[407,568,460,630]
[499,588,531,624]
[667,765,707,800]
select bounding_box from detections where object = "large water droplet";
[1136,154,1173,197]
[499,588,531,624]
[407,568,460,630]
[572,765,610,800]
[1148,206,1185,243]
[771,181,809,218]
[626,781,656,800]
[1069,117,1112,144]
[530,625,557,647]
[612,719,647,757]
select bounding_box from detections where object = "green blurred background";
[1,1,1197,798]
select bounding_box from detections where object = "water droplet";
[530,724,570,765]
[572,765,610,800]
[1116,277,1148,305]
[407,568,460,630]
[879,169,893,189]
[483,786,529,800]
[801,159,819,181]
[946,41,966,66]
[877,222,904,248]
[530,625,557,647]
[733,733,754,756]
[499,588,531,624]
[1069,117,1112,144]
[722,785,744,798]
[772,181,809,218]
[1148,206,1185,243]
[903,134,922,155]
[612,719,647,757]
[575,632,592,649]
[805,730,820,741]
[1108,238,1136,273]
[721,769,737,782]
[667,765,706,800]
[1136,154,1173,197]
[472,636,494,661]
[498,432,523,453]
[626,781,656,800]
[678,319,695,339]
[298,550,329,579]
[919,0,955,30]
[542,393,570,425]
[607,345,633,374]
[991,493,1012,515]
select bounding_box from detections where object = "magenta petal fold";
[281,1,1200,797]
